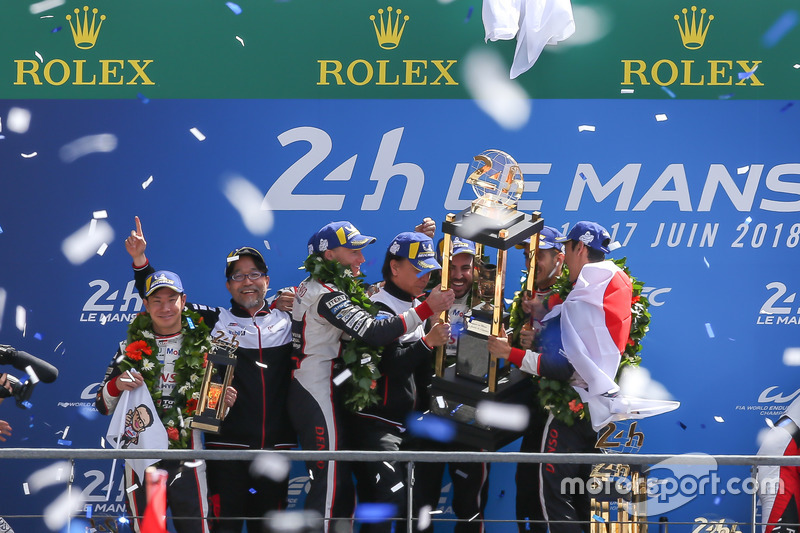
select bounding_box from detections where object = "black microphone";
[0,345,59,383]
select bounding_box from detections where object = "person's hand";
[115,370,145,392]
[224,386,237,409]
[425,285,455,314]
[520,290,535,316]
[125,216,148,266]
[423,321,451,348]
[488,330,512,360]
[414,217,436,238]
[274,292,294,314]
[519,326,535,350]
[0,373,12,397]
[0,420,12,442]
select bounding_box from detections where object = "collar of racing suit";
[381,278,415,303]
[228,298,270,319]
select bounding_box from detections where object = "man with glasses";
[126,217,294,533]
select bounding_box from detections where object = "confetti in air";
[236,36,245,46]
[661,86,676,98]
[43,488,86,531]
[21,152,38,158]
[578,125,596,132]
[62,219,115,265]
[137,92,150,104]
[795,64,800,69]
[333,369,352,386]
[0,288,6,332]
[737,166,749,174]
[714,416,725,423]
[250,453,291,482]
[50,26,61,33]
[678,421,687,430]
[25,461,72,493]
[189,127,206,141]
[29,0,65,15]
[465,5,473,22]
[355,503,398,523]
[476,400,529,431]
[744,216,753,225]
[7,107,31,133]
[406,414,456,442]
[761,10,798,49]
[782,347,800,366]
[738,65,758,81]
[16,305,26,334]
[223,175,275,235]
[607,241,622,251]
[226,2,242,15]
[418,505,433,530]
[35,51,44,63]
[655,114,668,122]
[463,48,531,130]
[142,175,154,189]
[781,103,794,112]
[59,133,118,163]
[703,257,710,268]
[621,89,634,94]
[705,323,715,338]
[93,210,108,219]
[263,240,271,250]
[96,243,108,256]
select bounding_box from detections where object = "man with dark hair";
[349,231,451,533]
[126,217,294,533]
[291,221,454,532]
[489,221,633,533]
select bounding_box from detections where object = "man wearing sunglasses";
[126,217,294,533]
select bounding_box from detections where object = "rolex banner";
[0,0,799,531]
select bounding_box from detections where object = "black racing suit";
[134,261,294,533]
[290,274,435,533]
[348,279,435,533]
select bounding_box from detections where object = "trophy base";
[442,209,543,250]
[428,365,534,450]
[189,411,223,433]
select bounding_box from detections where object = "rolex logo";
[674,6,713,50]
[370,6,408,50]
[66,5,106,50]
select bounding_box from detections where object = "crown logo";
[674,6,713,50]
[66,6,106,50]
[370,6,409,50]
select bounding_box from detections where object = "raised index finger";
[134,216,143,237]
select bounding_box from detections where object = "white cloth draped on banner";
[106,386,169,481]
[482,0,576,78]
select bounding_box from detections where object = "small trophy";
[189,332,238,433]
[429,149,544,450]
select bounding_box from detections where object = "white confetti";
[469,512,480,522]
[703,257,710,268]
[333,369,352,386]
[418,505,433,531]
[184,460,204,469]
[737,166,749,174]
[436,396,446,409]
[782,347,800,366]
[100,437,105,448]
[620,89,634,94]
[227,255,240,263]
[455,469,468,478]
[236,36,245,46]
[463,48,530,130]
[96,243,108,256]
[360,356,371,365]
[0,287,6,333]
[62,219,115,266]
[744,216,753,224]
[255,361,268,369]
[21,152,38,158]
[390,482,404,493]
[223,175,274,235]
[16,305,26,334]
[35,51,44,63]
[59,133,117,163]
[705,323,715,338]
[189,127,206,141]
[578,125,596,132]
[250,453,290,482]
[93,210,108,219]
[29,0,65,14]
[655,114,668,122]
[126,484,138,493]
[607,241,621,251]
[7,107,31,133]
[263,240,271,250]
[794,64,800,69]
[383,461,395,472]
[476,400,529,431]
[25,462,71,493]
[142,175,154,189]
[23,483,30,495]
[714,416,725,423]
[61,426,70,439]
[43,487,85,531]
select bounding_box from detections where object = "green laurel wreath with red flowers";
[508,257,650,426]
[302,254,382,412]
[119,309,212,449]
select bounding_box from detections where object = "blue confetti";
[34,332,43,340]
[744,216,752,224]
[21,401,33,409]
[700,424,707,429]
[57,439,73,446]
[118,516,129,524]
[781,102,794,112]
[718,93,735,100]
[450,322,465,339]
[355,503,397,523]
[137,93,150,104]
[499,490,505,498]
[661,86,676,99]
[678,421,687,430]
[249,488,257,494]
[713,496,722,505]
[761,10,798,49]
[593,515,606,523]
[51,26,61,33]
[78,405,99,420]
[705,323,715,338]
[0,225,3,234]
[579,172,588,181]
[226,2,242,15]
[86,505,93,519]
[465,6,473,23]
[738,67,757,81]
[406,415,456,443]
[187,316,195,329]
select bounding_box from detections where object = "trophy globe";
[466,149,524,219]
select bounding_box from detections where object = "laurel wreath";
[508,257,650,426]
[119,309,212,449]
[302,254,382,411]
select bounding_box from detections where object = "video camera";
[0,345,59,409]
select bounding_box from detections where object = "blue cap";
[437,236,477,262]
[556,221,611,253]
[516,226,564,252]
[308,221,376,254]
[389,232,442,277]
[144,270,184,297]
